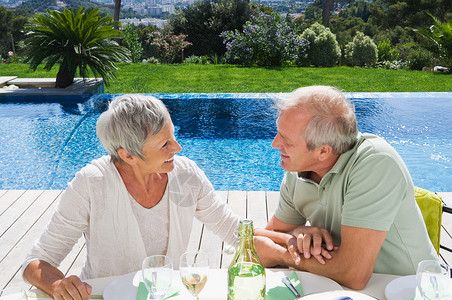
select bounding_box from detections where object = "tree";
[136,24,157,59]
[305,0,353,27]
[22,7,131,88]
[369,0,451,29]
[0,6,29,59]
[165,0,253,57]
[114,0,121,29]
[412,13,452,68]
[329,1,377,48]
[322,0,334,27]
[122,24,143,63]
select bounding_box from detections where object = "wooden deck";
[1,190,451,296]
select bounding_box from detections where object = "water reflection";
[165,98,277,139]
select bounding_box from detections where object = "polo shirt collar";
[328,133,363,175]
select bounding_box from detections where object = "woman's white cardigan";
[22,155,240,280]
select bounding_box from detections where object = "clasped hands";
[287,226,338,265]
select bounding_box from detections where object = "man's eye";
[162,142,168,148]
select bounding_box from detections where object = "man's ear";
[317,144,334,161]
[117,148,136,165]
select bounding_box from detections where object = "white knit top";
[22,155,240,280]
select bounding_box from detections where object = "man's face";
[271,109,318,172]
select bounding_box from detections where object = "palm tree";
[412,13,452,68]
[22,7,131,88]
[114,0,121,27]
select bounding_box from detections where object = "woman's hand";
[50,275,92,300]
[288,226,336,265]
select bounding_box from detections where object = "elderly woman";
[22,94,240,300]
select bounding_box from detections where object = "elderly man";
[255,85,438,290]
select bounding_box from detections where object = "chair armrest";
[443,206,452,214]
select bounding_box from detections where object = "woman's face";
[136,119,182,174]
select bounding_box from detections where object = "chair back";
[415,187,444,254]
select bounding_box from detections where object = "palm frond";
[411,13,452,67]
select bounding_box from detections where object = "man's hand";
[50,275,92,300]
[289,226,336,264]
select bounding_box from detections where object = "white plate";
[301,290,377,299]
[103,271,141,300]
[103,269,342,300]
[385,275,416,300]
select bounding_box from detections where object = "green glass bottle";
[227,219,266,300]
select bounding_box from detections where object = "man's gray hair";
[276,85,358,154]
[96,94,170,163]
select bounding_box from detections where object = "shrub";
[376,60,409,70]
[143,57,160,64]
[377,38,399,62]
[300,22,341,67]
[406,47,435,70]
[397,42,437,70]
[122,24,143,63]
[184,55,210,64]
[149,32,192,64]
[344,31,377,67]
[1,51,19,64]
[221,11,308,66]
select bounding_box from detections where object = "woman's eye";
[162,142,168,148]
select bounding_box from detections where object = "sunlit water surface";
[0,93,450,191]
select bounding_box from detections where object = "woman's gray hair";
[96,94,170,163]
[275,85,358,154]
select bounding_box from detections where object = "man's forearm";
[287,249,373,290]
[256,237,373,290]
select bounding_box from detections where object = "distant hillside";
[18,0,107,13]
[16,0,146,18]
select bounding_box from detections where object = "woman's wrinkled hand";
[51,275,92,300]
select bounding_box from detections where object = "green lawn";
[1,63,451,93]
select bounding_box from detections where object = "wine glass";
[142,255,173,300]
[416,260,451,299]
[179,250,209,300]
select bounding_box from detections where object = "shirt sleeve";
[342,153,408,231]
[22,170,91,279]
[274,172,307,225]
[190,162,241,246]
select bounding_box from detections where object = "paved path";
[0,190,451,295]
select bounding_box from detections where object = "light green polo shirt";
[275,133,438,275]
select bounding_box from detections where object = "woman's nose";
[172,140,182,153]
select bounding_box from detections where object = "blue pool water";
[0,93,451,191]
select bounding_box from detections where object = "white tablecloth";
[0,269,400,300]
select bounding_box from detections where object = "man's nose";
[271,134,280,149]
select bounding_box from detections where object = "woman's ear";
[117,148,136,165]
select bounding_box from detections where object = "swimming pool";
[1,92,451,191]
